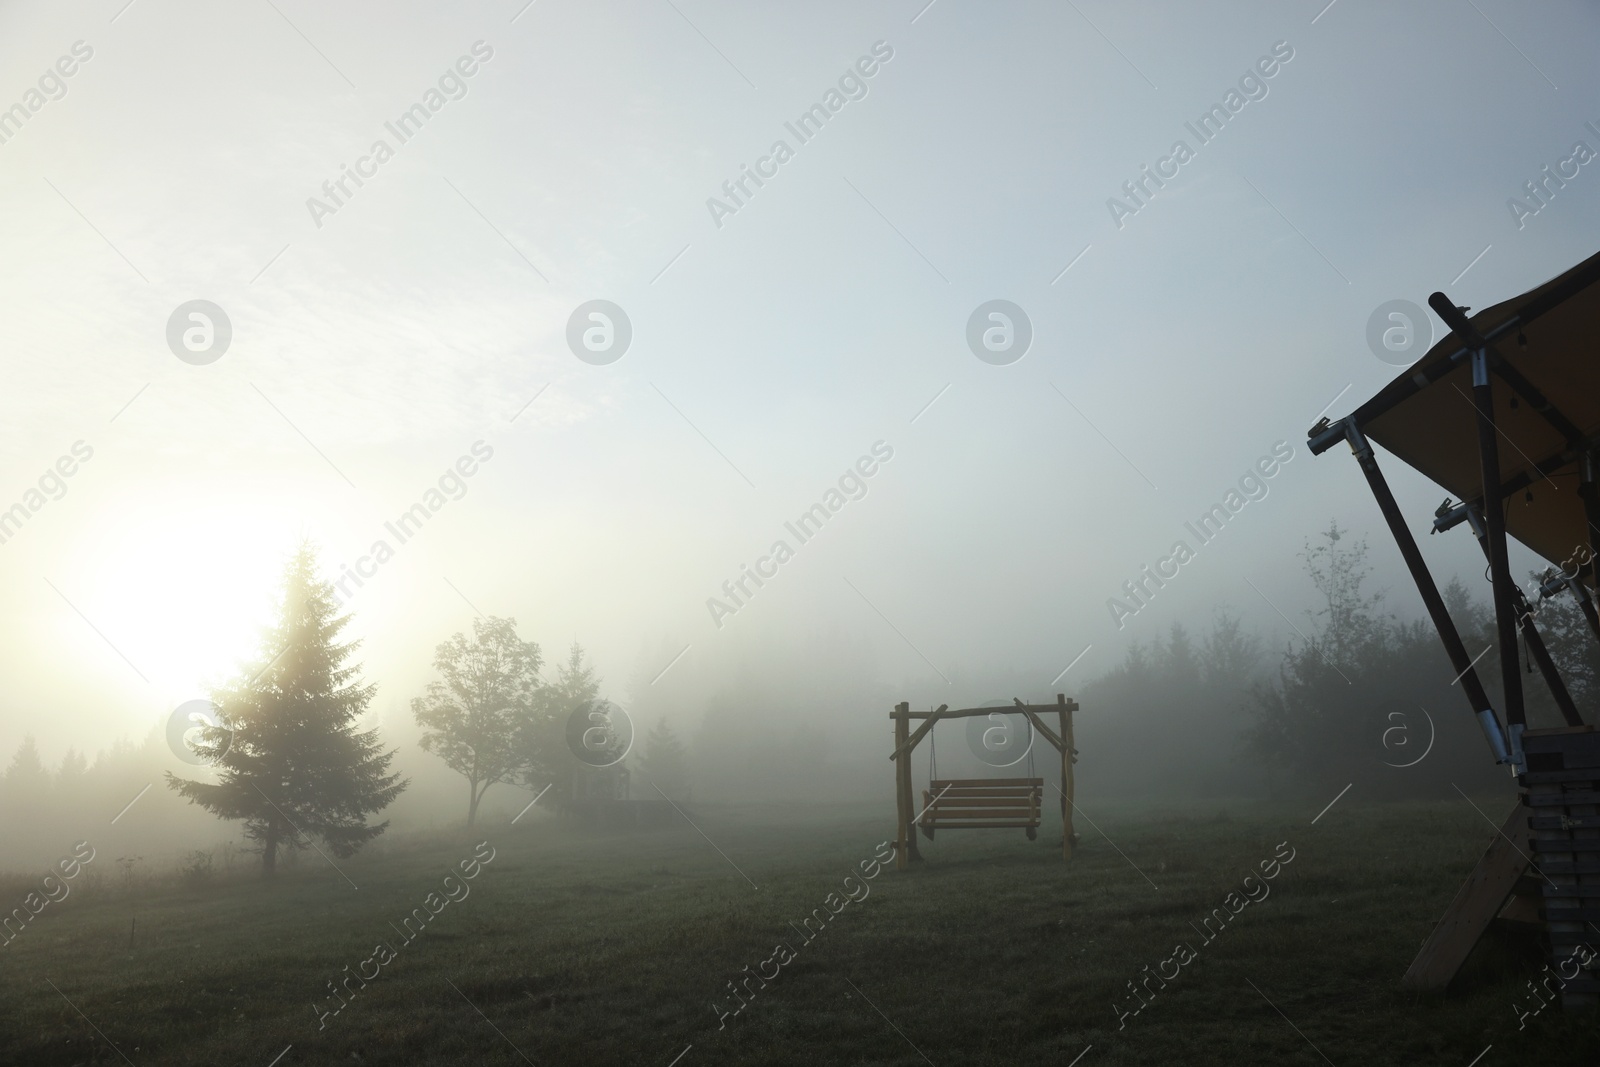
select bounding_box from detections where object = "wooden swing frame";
[888,695,1079,871]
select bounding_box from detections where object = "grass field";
[1,792,1594,1066]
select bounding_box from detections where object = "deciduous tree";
[413,616,544,826]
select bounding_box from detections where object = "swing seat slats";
[919,778,1043,839]
[925,778,1040,789]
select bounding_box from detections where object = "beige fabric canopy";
[1351,248,1600,572]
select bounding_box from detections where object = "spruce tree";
[56,748,88,788]
[3,736,49,792]
[55,748,88,820]
[523,643,602,799]
[1,736,52,831]
[639,718,690,802]
[550,643,601,716]
[166,544,406,875]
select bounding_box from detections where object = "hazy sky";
[1,0,1597,764]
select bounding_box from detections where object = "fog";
[1,0,1597,875]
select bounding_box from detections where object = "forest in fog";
[2,520,1583,880]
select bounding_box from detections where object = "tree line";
[1242,522,1596,797]
[1,544,690,877]
[7,525,1591,873]
[1079,521,1594,800]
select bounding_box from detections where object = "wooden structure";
[1400,784,1538,991]
[1402,725,1600,1003]
[920,778,1043,838]
[1520,727,1600,1006]
[1309,249,1600,1001]
[889,695,1078,870]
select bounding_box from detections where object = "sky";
[0,0,1597,767]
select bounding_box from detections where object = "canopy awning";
[1346,248,1600,572]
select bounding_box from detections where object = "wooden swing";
[920,779,1044,838]
[918,719,1043,839]
[888,695,1078,870]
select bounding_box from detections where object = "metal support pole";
[1430,291,1529,769]
[1468,348,1526,763]
[1345,421,1509,762]
[1540,570,1600,708]
[1568,571,1600,644]
[1579,451,1600,602]
[1523,610,1584,725]
[1574,453,1600,666]
[1460,507,1583,726]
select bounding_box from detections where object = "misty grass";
[0,796,1593,1065]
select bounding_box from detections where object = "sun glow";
[60,491,304,704]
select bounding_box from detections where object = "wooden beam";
[1015,699,1065,753]
[892,703,910,871]
[889,702,1078,721]
[927,780,1043,790]
[890,699,1075,760]
[926,797,1041,808]
[1402,804,1532,990]
[1060,694,1076,862]
[890,703,922,868]
[889,704,949,762]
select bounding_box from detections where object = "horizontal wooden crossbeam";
[889,699,1078,761]
[890,701,1079,720]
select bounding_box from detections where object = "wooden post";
[893,702,911,871]
[1059,693,1076,862]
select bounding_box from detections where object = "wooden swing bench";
[919,778,1043,839]
[889,695,1078,869]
